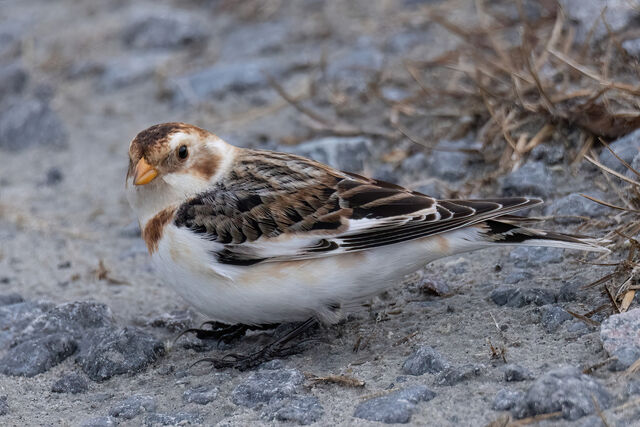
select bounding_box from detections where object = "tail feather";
[482,219,610,253]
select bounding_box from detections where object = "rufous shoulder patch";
[142,207,177,254]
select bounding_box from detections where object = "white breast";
[151,224,488,325]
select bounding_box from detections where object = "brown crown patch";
[130,122,208,159]
[142,206,177,254]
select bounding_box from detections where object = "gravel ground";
[1,0,640,425]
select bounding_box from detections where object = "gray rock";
[0,334,77,377]
[232,368,305,408]
[401,150,469,182]
[263,396,324,425]
[97,54,163,91]
[0,98,67,151]
[503,270,533,285]
[287,137,372,173]
[599,128,640,174]
[509,246,563,268]
[0,301,52,348]
[490,287,557,308]
[221,21,289,59]
[144,412,202,426]
[44,167,64,186]
[500,161,553,197]
[0,293,23,306]
[0,396,7,416]
[0,63,28,100]
[169,56,311,104]
[109,395,157,419]
[372,164,400,183]
[19,301,114,344]
[183,385,218,405]
[492,389,524,411]
[426,150,470,181]
[435,364,482,386]
[530,143,565,165]
[600,308,640,371]
[123,12,206,50]
[145,309,194,332]
[546,192,611,224]
[353,385,436,424]
[623,38,640,57]
[402,345,449,375]
[540,305,572,333]
[80,416,116,427]
[326,39,383,94]
[52,373,89,394]
[504,364,533,382]
[76,327,165,381]
[627,152,640,179]
[511,366,612,420]
[560,0,637,42]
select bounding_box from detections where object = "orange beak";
[133,158,158,186]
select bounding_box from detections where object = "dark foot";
[175,321,279,344]
[193,318,319,371]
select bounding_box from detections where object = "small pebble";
[354,385,436,424]
[52,373,89,394]
[402,345,449,376]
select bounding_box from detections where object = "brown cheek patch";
[142,207,177,254]
[192,154,221,180]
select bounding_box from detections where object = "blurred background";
[1,0,640,424]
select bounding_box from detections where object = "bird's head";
[125,122,234,222]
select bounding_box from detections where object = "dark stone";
[546,192,611,224]
[623,38,640,57]
[598,128,640,173]
[0,334,77,377]
[435,364,482,386]
[122,13,206,50]
[44,167,64,186]
[263,396,324,425]
[503,270,533,285]
[401,150,470,182]
[0,301,52,348]
[540,305,572,333]
[144,412,202,425]
[52,373,89,394]
[0,98,67,151]
[232,368,305,408]
[76,327,164,381]
[354,385,436,424]
[530,143,565,165]
[182,385,218,405]
[18,301,114,344]
[600,308,640,371]
[490,287,556,308]
[0,63,28,100]
[492,389,524,411]
[109,395,157,419]
[0,293,23,306]
[512,366,612,420]
[0,396,7,416]
[372,164,400,183]
[509,246,563,268]
[500,161,553,197]
[504,364,534,382]
[286,137,372,173]
[402,345,449,375]
[145,310,194,332]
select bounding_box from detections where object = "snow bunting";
[126,122,607,327]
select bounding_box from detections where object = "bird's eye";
[178,145,188,159]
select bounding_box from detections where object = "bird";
[126,122,608,368]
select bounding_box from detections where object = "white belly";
[151,225,487,325]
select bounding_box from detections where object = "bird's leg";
[175,321,279,344]
[194,318,319,371]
